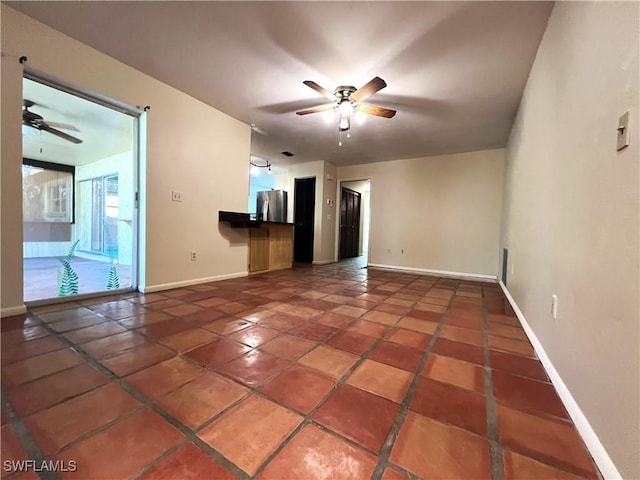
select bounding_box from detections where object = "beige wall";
[501,2,639,478]
[338,149,505,277]
[1,6,251,313]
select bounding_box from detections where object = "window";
[22,159,75,223]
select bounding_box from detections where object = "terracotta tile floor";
[1,259,600,479]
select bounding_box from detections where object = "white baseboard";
[498,281,621,480]
[1,304,27,318]
[367,263,498,282]
[141,271,248,293]
[312,259,335,265]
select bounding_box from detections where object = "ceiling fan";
[22,100,83,144]
[296,76,396,132]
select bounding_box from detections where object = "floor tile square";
[289,323,338,342]
[1,424,27,464]
[327,330,377,355]
[158,372,249,428]
[423,354,484,392]
[313,312,354,329]
[406,309,442,322]
[198,395,302,475]
[101,343,175,376]
[363,310,401,326]
[260,424,377,480]
[63,322,128,345]
[1,348,84,387]
[1,326,49,347]
[373,303,409,316]
[438,324,484,346]
[53,408,183,479]
[1,336,66,365]
[218,350,290,387]
[496,404,595,477]
[203,317,253,335]
[381,467,410,480]
[431,337,485,365]
[256,313,304,331]
[228,326,281,348]
[24,383,140,454]
[260,364,335,413]
[159,327,219,352]
[412,303,446,314]
[346,359,413,403]
[298,345,359,379]
[81,331,148,359]
[493,369,567,418]
[139,442,238,479]
[390,412,491,479]
[489,323,529,341]
[125,356,205,399]
[386,328,432,349]
[119,311,172,329]
[410,376,487,436]
[346,320,389,338]
[502,450,586,480]
[368,341,424,372]
[8,363,109,417]
[330,305,367,318]
[136,318,194,339]
[258,334,316,360]
[185,339,251,368]
[397,318,438,334]
[313,384,399,453]
[490,350,548,381]
[489,335,536,357]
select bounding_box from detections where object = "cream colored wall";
[338,149,505,276]
[501,2,639,477]
[1,6,251,312]
[319,162,338,263]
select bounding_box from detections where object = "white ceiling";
[23,78,134,166]
[10,1,553,168]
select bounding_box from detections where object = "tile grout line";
[12,312,252,480]
[370,280,456,480]
[1,385,60,480]
[482,286,505,480]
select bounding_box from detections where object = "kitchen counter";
[218,211,293,228]
[218,211,294,273]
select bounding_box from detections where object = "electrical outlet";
[190,250,197,261]
[171,190,183,202]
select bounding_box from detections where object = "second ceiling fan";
[296,76,396,133]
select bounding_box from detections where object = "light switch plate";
[617,111,630,151]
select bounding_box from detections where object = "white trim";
[498,281,622,480]
[367,263,498,282]
[312,259,335,265]
[1,305,28,318]
[141,271,248,293]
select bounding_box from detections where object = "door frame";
[334,178,372,263]
[339,186,362,260]
[22,68,143,305]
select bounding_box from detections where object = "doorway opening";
[22,76,139,302]
[293,177,315,263]
[339,179,371,263]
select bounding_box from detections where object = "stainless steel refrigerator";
[256,190,288,222]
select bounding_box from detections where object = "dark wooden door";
[339,187,361,259]
[293,177,315,263]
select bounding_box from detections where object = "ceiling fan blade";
[303,81,337,101]
[356,104,397,118]
[45,121,80,132]
[351,77,387,103]
[40,123,83,144]
[296,104,336,116]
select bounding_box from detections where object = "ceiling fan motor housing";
[334,86,356,100]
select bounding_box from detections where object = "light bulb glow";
[337,100,355,117]
[339,115,350,130]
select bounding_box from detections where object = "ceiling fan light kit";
[297,76,396,146]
